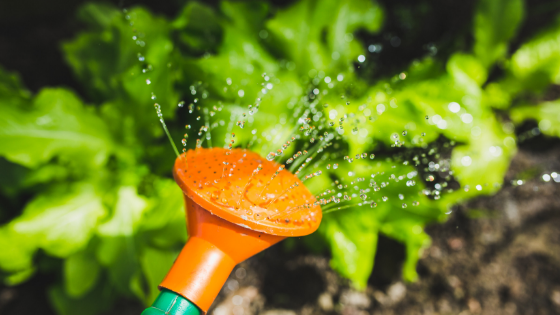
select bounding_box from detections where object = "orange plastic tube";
[159,197,285,312]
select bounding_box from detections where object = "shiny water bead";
[402,130,408,136]
[266,152,277,161]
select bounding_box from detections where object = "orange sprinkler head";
[157,148,322,313]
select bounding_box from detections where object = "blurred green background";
[1,0,560,314]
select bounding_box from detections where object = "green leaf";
[450,115,516,196]
[447,53,488,88]
[0,228,35,272]
[473,0,524,67]
[321,208,378,289]
[0,88,113,168]
[10,183,107,258]
[510,100,560,138]
[139,247,179,304]
[95,236,141,296]
[508,15,560,90]
[62,4,180,118]
[0,65,32,107]
[4,266,36,285]
[172,2,222,54]
[64,249,101,298]
[380,220,430,282]
[49,282,113,315]
[266,0,383,74]
[98,186,148,237]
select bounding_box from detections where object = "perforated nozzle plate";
[173,148,322,236]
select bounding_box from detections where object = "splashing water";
[122,7,518,224]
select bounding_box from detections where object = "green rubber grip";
[141,289,201,315]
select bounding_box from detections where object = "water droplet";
[178,101,185,108]
[333,164,339,169]
[402,130,408,136]
[402,203,407,208]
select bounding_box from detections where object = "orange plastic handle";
[159,196,285,312]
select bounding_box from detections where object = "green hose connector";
[141,289,201,315]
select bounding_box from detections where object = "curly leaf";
[473,0,524,67]
[9,183,107,258]
[510,100,560,138]
[321,208,378,289]
[0,88,113,168]
[64,249,101,298]
[97,186,148,237]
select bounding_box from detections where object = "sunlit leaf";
[0,88,113,168]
